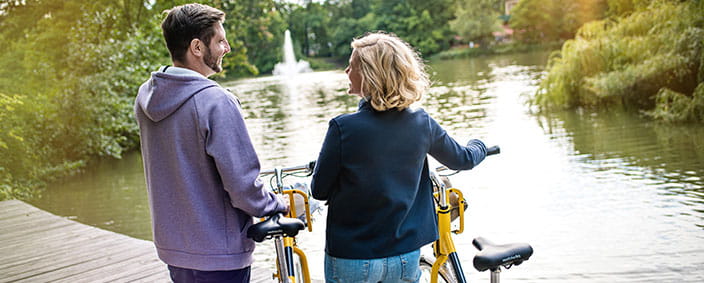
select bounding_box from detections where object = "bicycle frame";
[429,170,468,283]
[260,165,315,283]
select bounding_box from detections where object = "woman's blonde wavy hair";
[351,32,430,111]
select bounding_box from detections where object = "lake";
[29,51,704,282]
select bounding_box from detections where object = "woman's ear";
[189,38,203,58]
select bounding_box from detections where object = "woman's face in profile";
[345,50,363,96]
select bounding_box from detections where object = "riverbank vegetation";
[533,0,704,122]
[431,41,564,60]
[0,1,166,199]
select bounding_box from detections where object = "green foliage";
[302,56,343,71]
[605,0,651,17]
[533,1,704,122]
[510,0,608,43]
[288,2,333,58]
[328,12,379,57]
[376,0,456,55]
[0,0,168,200]
[649,84,704,122]
[282,0,456,59]
[222,0,287,77]
[450,0,502,44]
[0,93,23,150]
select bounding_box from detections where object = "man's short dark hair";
[161,4,225,63]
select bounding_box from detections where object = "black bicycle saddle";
[472,236,533,272]
[247,213,305,242]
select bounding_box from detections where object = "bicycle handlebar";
[486,145,500,156]
[260,160,316,176]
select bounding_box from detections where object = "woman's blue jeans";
[324,249,421,283]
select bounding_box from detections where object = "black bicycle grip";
[487,145,500,156]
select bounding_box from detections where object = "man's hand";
[278,194,291,214]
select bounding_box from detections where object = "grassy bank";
[303,56,346,71]
[431,41,564,60]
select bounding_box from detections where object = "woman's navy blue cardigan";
[311,99,487,259]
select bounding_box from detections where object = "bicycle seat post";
[491,268,500,283]
[273,235,290,282]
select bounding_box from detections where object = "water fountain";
[273,29,312,77]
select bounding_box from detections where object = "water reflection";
[29,152,153,240]
[537,108,704,228]
[227,72,358,166]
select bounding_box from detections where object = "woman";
[311,32,488,283]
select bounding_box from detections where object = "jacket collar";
[358,98,407,112]
[358,98,372,111]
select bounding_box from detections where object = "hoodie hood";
[136,70,218,122]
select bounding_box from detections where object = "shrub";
[533,0,704,122]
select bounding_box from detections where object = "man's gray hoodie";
[135,67,286,271]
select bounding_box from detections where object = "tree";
[289,2,332,58]
[327,0,378,57]
[374,0,456,55]
[510,0,608,43]
[221,0,287,76]
[450,0,502,44]
[510,0,559,42]
[0,0,167,199]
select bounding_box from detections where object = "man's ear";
[189,38,203,58]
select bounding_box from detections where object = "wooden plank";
[0,199,24,208]
[0,200,53,223]
[0,210,65,230]
[51,241,160,283]
[1,238,139,282]
[23,243,156,282]
[0,200,167,282]
[0,214,76,241]
[0,199,28,210]
[1,218,119,256]
[0,200,31,218]
[0,228,101,257]
[1,230,127,265]
[0,232,117,270]
[0,220,99,252]
[91,253,168,283]
[0,200,281,283]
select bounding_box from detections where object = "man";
[134,4,287,282]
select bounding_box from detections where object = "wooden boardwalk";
[0,200,275,282]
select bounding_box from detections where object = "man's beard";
[204,46,222,73]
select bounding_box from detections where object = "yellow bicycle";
[420,146,534,283]
[247,162,318,283]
